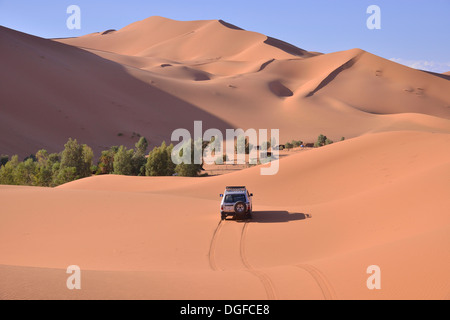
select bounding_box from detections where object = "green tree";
[285,142,294,150]
[32,150,61,187]
[97,147,118,175]
[166,143,176,175]
[47,153,61,187]
[314,134,327,148]
[60,138,93,180]
[13,158,38,186]
[145,141,175,176]
[53,166,77,186]
[135,137,148,156]
[34,150,51,187]
[132,137,149,176]
[0,155,19,185]
[35,163,53,187]
[175,162,202,177]
[113,146,134,175]
[173,139,203,177]
[82,145,94,177]
[36,149,49,164]
[48,153,61,164]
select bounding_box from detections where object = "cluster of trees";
[314,134,334,148]
[0,137,204,187]
[314,135,346,147]
[0,139,93,187]
[145,140,203,177]
[285,135,346,150]
[285,140,303,150]
[96,137,149,176]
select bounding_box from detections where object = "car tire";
[234,201,247,219]
[221,213,226,220]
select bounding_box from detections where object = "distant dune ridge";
[0,17,449,300]
[1,16,450,157]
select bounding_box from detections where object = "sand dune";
[1,17,450,157]
[1,17,450,300]
[57,17,316,62]
[1,131,449,299]
[0,26,233,157]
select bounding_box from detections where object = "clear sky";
[1,0,449,72]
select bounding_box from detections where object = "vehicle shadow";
[245,211,311,224]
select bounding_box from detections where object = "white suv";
[220,186,253,220]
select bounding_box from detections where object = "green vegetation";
[145,141,175,176]
[284,139,303,150]
[113,146,135,176]
[172,139,204,177]
[1,133,348,187]
[60,138,93,180]
[0,136,209,187]
[285,135,345,150]
[97,146,118,175]
[235,136,253,155]
[133,137,149,176]
[0,139,92,187]
[314,134,334,148]
[175,162,202,177]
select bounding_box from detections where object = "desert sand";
[1,17,449,300]
[1,131,449,299]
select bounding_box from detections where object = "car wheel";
[234,202,247,218]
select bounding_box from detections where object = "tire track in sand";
[208,220,224,271]
[296,264,337,300]
[240,221,278,300]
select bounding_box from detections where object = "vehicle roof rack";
[226,186,247,191]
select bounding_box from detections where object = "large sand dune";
[1,16,449,300]
[1,131,449,299]
[1,17,450,157]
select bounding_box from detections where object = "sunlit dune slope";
[1,131,449,299]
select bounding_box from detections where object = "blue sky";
[1,0,449,72]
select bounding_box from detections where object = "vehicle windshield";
[224,194,246,203]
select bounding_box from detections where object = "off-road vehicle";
[220,186,253,220]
